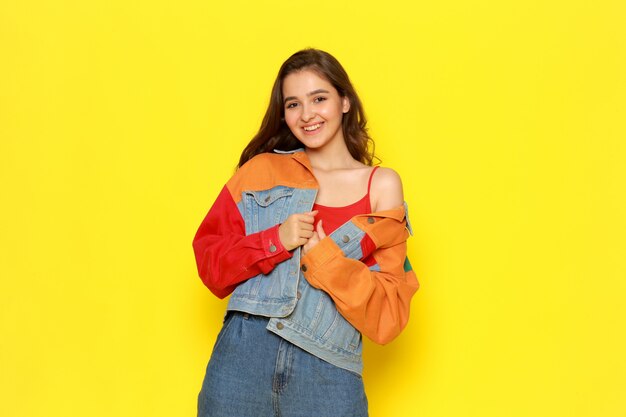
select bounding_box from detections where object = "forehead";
[282,69,337,96]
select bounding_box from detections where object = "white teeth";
[303,123,321,131]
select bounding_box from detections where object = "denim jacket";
[193,150,419,375]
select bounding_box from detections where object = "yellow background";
[1,0,625,416]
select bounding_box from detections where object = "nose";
[300,103,315,122]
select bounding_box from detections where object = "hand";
[278,211,318,251]
[303,220,326,255]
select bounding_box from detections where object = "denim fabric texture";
[227,150,381,375]
[198,312,368,417]
[195,149,416,416]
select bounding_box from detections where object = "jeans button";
[297,291,302,300]
[367,217,375,224]
[342,235,350,243]
[269,244,277,253]
[276,322,284,330]
[301,264,307,272]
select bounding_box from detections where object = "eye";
[314,96,327,103]
[286,102,298,109]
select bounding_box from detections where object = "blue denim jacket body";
[227,185,375,374]
[225,150,394,375]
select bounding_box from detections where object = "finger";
[300,222,314,231]
[303,232,320,254]
[317,220,326,239]
[300,230,314,239]
[301,210,319,222]
[299,215,317,224]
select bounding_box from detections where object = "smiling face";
[282,69,350,151]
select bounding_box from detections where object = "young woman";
[192,48,419,417]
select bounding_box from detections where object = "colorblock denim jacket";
[192,150,419,374]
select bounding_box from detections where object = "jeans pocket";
[212,312,236,354]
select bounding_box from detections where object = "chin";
[298,137,329,149]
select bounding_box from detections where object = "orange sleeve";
[300,227,419,345]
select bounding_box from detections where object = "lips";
[302,122,324,133]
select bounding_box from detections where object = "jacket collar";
[273,148,314,175]
[273,148,305,154]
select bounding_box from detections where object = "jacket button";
[301,264,307,272]
[296,291,302,299]
[264,195,271,202]
[269,244,277,253]
[367,217,375,224]
[276,322,284,330]
[342,235,350,243]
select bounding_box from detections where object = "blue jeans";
[198,312,369,417]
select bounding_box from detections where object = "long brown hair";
[238,48,375,168]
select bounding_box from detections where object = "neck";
[304,138,359,171]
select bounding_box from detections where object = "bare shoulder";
[370,167,404,212]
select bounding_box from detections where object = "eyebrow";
[283,89,330,104]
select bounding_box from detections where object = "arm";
[192,185,291,299]
[300,168,419,344]
[300,218,418,344]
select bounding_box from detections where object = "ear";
[342,96,350,114]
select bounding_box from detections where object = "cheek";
[318,104,343,121]
[284,112,300,131]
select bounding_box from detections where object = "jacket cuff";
[257,224,292,273]
[300,236,342,278]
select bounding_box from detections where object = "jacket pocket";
[243,186,295,233]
